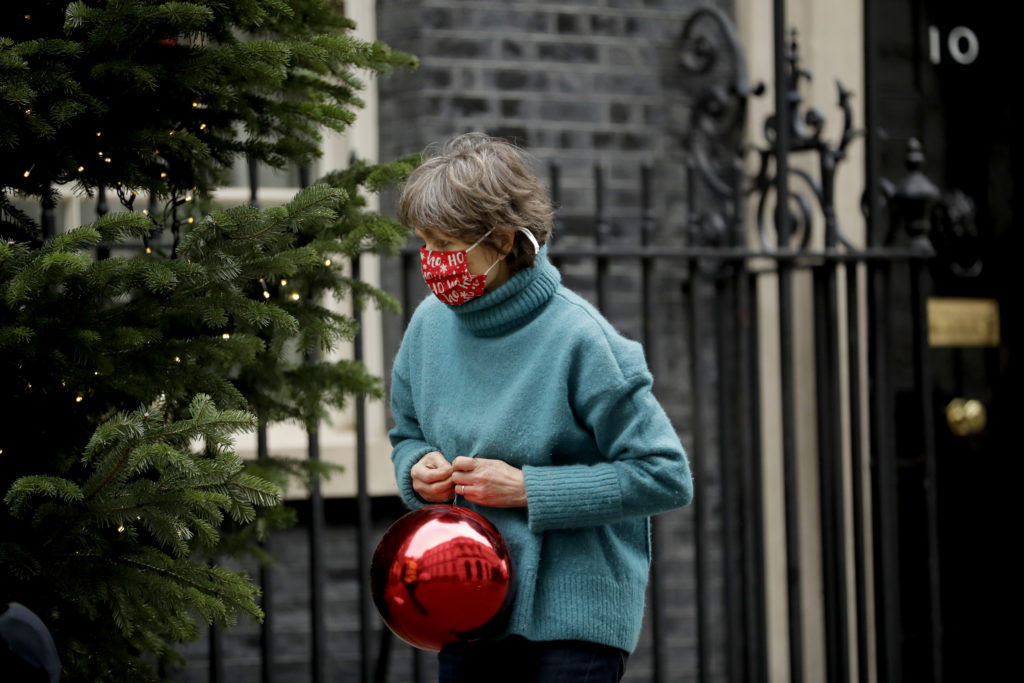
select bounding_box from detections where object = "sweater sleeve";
[523,344,693,533]
[388,348,436,511]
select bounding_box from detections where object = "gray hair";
[397,132,554,273]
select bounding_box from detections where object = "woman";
[389,132,693,683]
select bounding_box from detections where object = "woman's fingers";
[451,455,477,471]
[451,457,526,508]
[412,451,454,501]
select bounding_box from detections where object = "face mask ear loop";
[466,229,494,253]
[518,227,540,254]
[483,256,503,276]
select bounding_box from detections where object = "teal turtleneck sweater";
[389,246,693,653]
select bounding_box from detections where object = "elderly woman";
[388,132,693,683]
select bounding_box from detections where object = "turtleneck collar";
[449,244,560,337]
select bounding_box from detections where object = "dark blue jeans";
[438,636,628,683]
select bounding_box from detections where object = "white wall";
[734,1,873,681]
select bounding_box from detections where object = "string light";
[324,258,332,266]
[24,108,31,115]
[77,166,84,172]
[142,209,149,216]
[221,333,230,340]
[187,216,194,224]
[97,151,104,157]
[160,172,167,178]
[263,291,271,299]
[145,247,152,254]
[280,279,288,286]
[258,277,270,299]
[118,525,125,533]
[75,395,83,403]
[199,123,207,130]
[104,158,111,163]
[22,170,30,178]
[290,292,301,301]
[192,101,200,108]
[96,131,102,137]
[184,194,192,202]
[174,356,181,363]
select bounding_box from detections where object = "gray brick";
[473,9,551,32]
[451,96,490,116]
[427,37,493,59]
[593,131,616,150]
[418,66,453,87]
[501,98,524,117]
[610,101,632,123]
[539,99,601,123]
[557,13,582,34]
[594,72,659,96]
[421,6,453,29]
[501,38,528,58]
[552,70,594,95]
[607,43,657,67]
[537,41,600,63]
[487,126,530,146]
[489,68,549,91]
[456,66,479,89]
[589,13,623,35]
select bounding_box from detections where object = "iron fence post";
[257,424,276,683]
[771,6,803,681]
[892,141,943,683]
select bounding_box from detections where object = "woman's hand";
[411,451,455,502]
[451,456,527,508]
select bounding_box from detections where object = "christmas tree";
[0,1,416,680]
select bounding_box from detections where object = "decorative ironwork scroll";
[679,5,763,255]
[747,29,861,252]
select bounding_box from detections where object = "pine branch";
[5,475,85,518]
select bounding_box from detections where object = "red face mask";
[419,231,500,306]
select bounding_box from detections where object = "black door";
[877,1,1018,681]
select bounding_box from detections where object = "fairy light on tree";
[0,2,417,680]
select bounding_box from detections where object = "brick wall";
[378,0,732,225]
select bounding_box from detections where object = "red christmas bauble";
[371,504,515,652]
